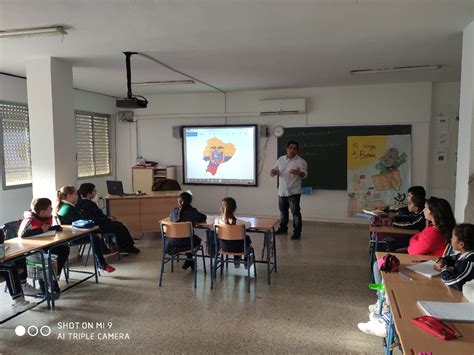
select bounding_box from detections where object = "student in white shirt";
[270,141,307,240]
[214,197,252,268]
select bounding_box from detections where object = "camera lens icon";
[15,325,51,337]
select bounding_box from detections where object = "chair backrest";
[1,220,22,240]
[215,224,246,241]
[160,221,193,239]
[152,179,181,191]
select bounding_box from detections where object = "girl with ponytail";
[214,197,252,268]
[56,185,116,273]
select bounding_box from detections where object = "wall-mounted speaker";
[172,126,182,138]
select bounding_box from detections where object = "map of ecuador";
[202,137,236,175]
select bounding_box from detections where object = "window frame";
[0,100,32,190]
[75,110,112,180]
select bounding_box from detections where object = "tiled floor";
[0,221,381,354]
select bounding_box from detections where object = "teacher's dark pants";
[278,194,302,235]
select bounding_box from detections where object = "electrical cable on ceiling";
[136,52,226,94]
[258,135,270,176]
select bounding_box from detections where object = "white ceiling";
[1,0,473,97]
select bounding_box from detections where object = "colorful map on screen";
[202,137,236,175]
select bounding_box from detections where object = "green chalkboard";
[277,125,411,190]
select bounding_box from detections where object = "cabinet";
[132,166,176,193]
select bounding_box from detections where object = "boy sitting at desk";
[18,198,70,299]
[0,229,36,314]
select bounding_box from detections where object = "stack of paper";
[417,301,474,322]
[406,260,441,278]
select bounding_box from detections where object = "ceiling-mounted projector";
[116,52,148,109]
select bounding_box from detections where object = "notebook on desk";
[406,260,441,278]
[417,301,474,322]
[25,230,56,238]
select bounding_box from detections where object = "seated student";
[392,194,426,231]
[214,197,252,268]
[168,192,207,271]
[76,183,139,254]
[396,185,426,216]
[435,223,474,291]
[406,196,455,257]
[359,197,456,338]
[18,198,70,298]
[0,264,36,313]
[0,228,36,313]
[56,185,115,273]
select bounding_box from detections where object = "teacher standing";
[270,141,308,240]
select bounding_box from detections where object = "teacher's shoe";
[290,234,300,240]
[274,228,288,235]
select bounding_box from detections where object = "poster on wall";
[347,134,411,217]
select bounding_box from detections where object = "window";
[0,101,32,188]
[76,111,111,178]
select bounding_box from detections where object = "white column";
[455,22,474,223]
[26,57,76,203]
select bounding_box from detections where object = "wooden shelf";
[132,166,177,193]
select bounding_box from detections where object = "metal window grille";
[76,111,111,177]
[1,102,32,187]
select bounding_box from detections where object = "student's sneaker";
[369,312,381,321]
[182,260,195,271]
[357,319,387,337]
[21,282,38,296]
[244,252,254,270]
[368,302,388,314]
[368,302,379,313]
[12,298,36,314]
[234,257,241,269]
[123,246,140,254]
[100,264,116,273]
[38,280,61,300]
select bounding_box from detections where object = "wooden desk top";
[104,191,181,200]
[162,215,279,232]
[1,226,98,262]
[370,225,418,235]
[376,252,474,354]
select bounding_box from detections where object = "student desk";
[369,226,417,267]
[2,226,99,319]
[104,191,181,235]
[161,215,280,285]
[376,252,474,355]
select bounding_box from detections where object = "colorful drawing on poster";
[347,135,411,217]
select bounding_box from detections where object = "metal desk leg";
[48,250,55,308]
[39,252,50,310]
[385,312,394,355]
[265,231,271,285]
[272,228,277,272]
[89,233,99,283]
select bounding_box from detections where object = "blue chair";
[211,224,256,293]
[159,221,206,288]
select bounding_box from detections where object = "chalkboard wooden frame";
[277,125,412,190]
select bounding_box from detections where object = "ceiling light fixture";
[350,65,443,75]
[0,26,67,39]
[131,80,196,86]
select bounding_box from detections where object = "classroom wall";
[115,81,461,223]
[0,74,117,224]
[428,82,460,206]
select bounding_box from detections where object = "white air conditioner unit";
[259,98,306,115]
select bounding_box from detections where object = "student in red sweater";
[359,197,456,338]
[407,196,455,257]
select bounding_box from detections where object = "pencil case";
[411,316,458,340]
